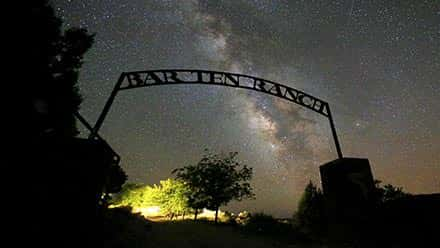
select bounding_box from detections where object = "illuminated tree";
[153,179,192,219]
[173,150,254,223]
[110,183,147,208]
[111,179,192,219]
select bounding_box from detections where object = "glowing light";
[134,206,161,217]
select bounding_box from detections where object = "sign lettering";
[118,70,329,116]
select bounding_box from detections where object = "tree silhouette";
[29,0,94,138]
[100,164,128,207]
[173,150,255,223]
[24,2,126,246]
[294,181,326,236]
[374,180,410,204]
[172,162,210,221]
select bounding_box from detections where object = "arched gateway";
[77,69,343,162]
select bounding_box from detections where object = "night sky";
[53,0,439,217]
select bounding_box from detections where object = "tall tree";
[173,150,255,223]
[29,0,94,138]
[172,162,210,220]
[294,181,326,235]
[24,2,98,246]
[27,1,128,206]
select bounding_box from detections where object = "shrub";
[220,211,236,225]
[236,211,252,225]
[243,213,291,235]
[102,207,152,247]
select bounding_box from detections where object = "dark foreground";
[101,206,439,248]
[104,218,322,248]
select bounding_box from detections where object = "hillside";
[102,208,327,248]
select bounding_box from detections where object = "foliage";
[293,181,326,236]
[111,179,193,218]
[112,183,160,208]
[29,0,94,137]
[243,213,292,235]
[173,150,255,223]
[105,164,128,194]
[220,211,236,225]
[153,179,192,218]
[100,164,128,207]
[110,183,146,207]
[374,180,410,204]
[236,211,252,225]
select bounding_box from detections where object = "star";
[53,0,440,217]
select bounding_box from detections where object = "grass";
[102,207,335,248]
[103,210,325,248]
[103,206,431,248]
[144,220,320,248]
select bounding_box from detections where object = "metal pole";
[75,111,121,163]
[92,73,126,135]
[326,104,343,159]
[74,111,94,132]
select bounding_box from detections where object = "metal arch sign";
[92,69,343,158]
[121,70,329,116]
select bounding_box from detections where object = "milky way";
[53,0,439,217]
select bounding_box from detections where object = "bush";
[220,211,236,225]
[236,211,252,225]
[243,213,291,235]
[102,207,152,247]
[103,206,152,233]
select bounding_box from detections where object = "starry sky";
[53,0,439,217]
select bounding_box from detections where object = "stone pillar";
[319,158,375,240]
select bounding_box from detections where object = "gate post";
[319,158,375,240]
